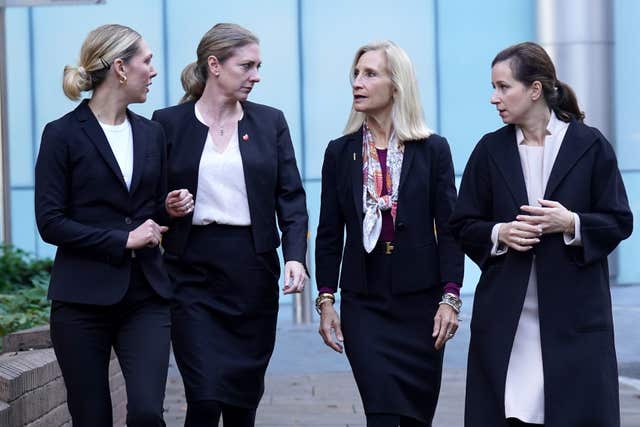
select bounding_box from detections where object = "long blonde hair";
[62,24,141,100]
[344,41,433,141]
[181,23,259,103]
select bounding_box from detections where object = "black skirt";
[341,247,444,423]
[165,223,280,408]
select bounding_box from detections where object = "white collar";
[515,110,566,145]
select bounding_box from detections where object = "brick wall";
[0,326,126,427]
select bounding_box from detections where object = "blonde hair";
[62,24,141,100]
[181,23,259,103]
[344,41,433,141]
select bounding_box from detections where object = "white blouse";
[191,105,251,226]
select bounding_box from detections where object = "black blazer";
[35,100,173,305]
[449,121,633,427]
[151,100,307,263]
[315,128,464,295]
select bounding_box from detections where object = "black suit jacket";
[35,100,173,305]
[151,100,307,262]
[315,128,464,295]
[449,121,632,427]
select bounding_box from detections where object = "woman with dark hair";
[316,40,464,427]
[450,42,633,427]
[152,23,308,427]
[35,24,189,426]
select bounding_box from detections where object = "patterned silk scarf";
[362,121,404,253]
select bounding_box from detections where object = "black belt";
[372,241,395,255]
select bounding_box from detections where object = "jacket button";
[125,217,132,225]
[397,222,406,230]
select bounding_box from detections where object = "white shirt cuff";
[491,223,508,256]
[563,212,582,246]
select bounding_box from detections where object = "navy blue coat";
[450,121,633,427]
[35,100,173,304]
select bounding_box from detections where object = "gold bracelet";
[315,293,335,314]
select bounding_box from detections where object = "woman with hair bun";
[315,40,464,427]
[450,42,633,427]
[35,24,192,426]
[152,23,308,427]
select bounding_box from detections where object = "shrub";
[0,245,51,343]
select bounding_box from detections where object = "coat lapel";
[349,131,364,220]
[543,121,597,199]
[75,100,127,190]
[487,126,529,209]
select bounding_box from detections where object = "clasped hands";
[498,198,575,252]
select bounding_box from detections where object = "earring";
[119,75,127,85]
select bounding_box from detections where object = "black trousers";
[50,259,171,427]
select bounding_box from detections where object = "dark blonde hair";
[62,24,141,100]
[180,23,259,103]
[492,42,585,122]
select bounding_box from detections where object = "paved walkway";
[163,286,640,426]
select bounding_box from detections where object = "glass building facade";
[3,0,638,297]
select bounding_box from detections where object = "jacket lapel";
[397,139,415,195]
[487,126,529,209]
[349,131,364,220]
[128,111,146,194]
[543,121,597,199]
[75,100,128,190]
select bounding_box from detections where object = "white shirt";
[192,104,251,226]
[98,118,133,190]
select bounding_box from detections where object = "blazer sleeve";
[433,138,465,284]
[274,110,308,263]
[449,139,500,270]
[575,135,633,265]
[315,142,345,292]
[35,122,129,261]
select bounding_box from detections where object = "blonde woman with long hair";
[316,41,464,427]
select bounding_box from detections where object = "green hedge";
[0,245,51,340]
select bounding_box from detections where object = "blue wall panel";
[436,0,536,175]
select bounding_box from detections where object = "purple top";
[377,149,395,242]
[318,148,461,297]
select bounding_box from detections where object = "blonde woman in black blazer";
[35,25,190,426]
[152,23,308,427]
[316,41,464,427]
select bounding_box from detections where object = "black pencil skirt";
[341,248,444,424]
[165,223,280,408]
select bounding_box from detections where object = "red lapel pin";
[242,134,249,141]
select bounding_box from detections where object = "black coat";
[35,100,173,305]
[151,100,308,262]
[315,128,464,294]
[450,121,633,427]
